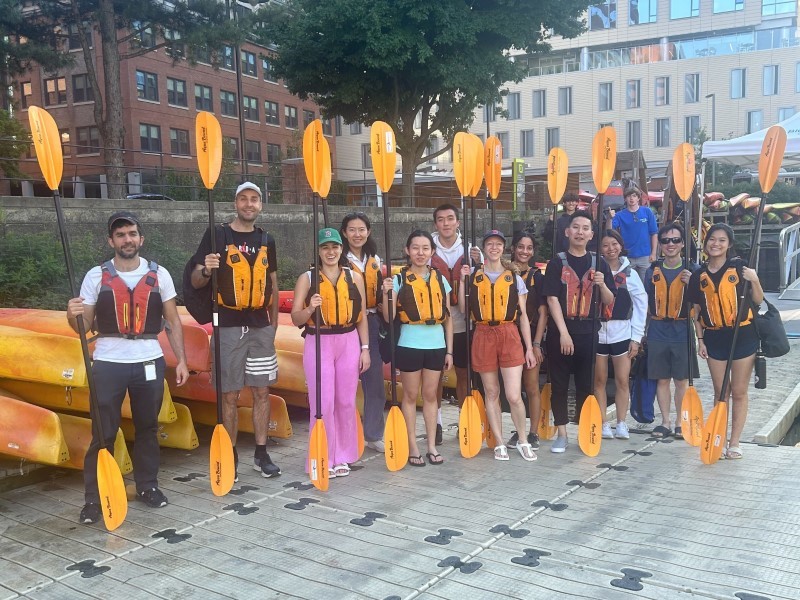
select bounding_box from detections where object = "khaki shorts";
[211,325,277,392]
[472,322,524,372]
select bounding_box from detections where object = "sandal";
[652,425,672,439]
[328,468,337,479]
[408,455,426,467]
[333,463,350,477]
[426,452,444,465]
[494,445,509,461]
[726,446,743,459]
[516,443,537,462]
[673,426,683,439]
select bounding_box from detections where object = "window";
[220,90,237,117]
[246,140,261,164]
[747,110,763,134]
[20,82,32,109]
[240,50,257,76]
[44,77,67,106]
[671,0,699,19]
[75,126,100,155]
[361,143,372,170]
[285,105,298,128]
[350,122,362,135]
[193,45,211,64]
[243,95,259,121]
[507,93,520,120]
[68,23,92,50]
[763,65,779,96]
[521,130,534,157]
[72,74,94,103]
[626,80,641,109]
[599,82,613,111]
[545,127,560,153]
[684,115,700,144]
[599,122,613,130]
[731,68,746,99]
[59,128,70,155]
[558,87,572,115]
[626,120,641,149]
[589,1,617,30]
[265,101,279,125]
[322,118,332,136]
[655,118,670,147]
[139,123,161,153]
[655,76,670,106]
[427,136,440,164]
[167,78,187,107]
[267,143,281,164]
[165,29,184,58]
[763,0,795,16]
[221,45,235,70]
[334,116,342,136]
[303,109,315,128]
[797,62,800,93]
[136,70,158,102]
[132,21,154,48]
[170,128,190,156]
[262,58,277,82]
[195,84,212,111]
[532,90,546,117]
[685,73,700,103]
[778,107,796,121]
[497,132,509,157]
[483,104,496,122]
[713,0,743,12]
[629,0,656,24]
[224,136,239,160]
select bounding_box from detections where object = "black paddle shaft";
[462,195,474,387]
[312,194,323,419]
[207,189,225,426]
[588,192,605,390]
[54,191,110,449]
[684,197,695,387]
[382,198,398,406]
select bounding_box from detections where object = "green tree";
[255,0,587,206]
[0,109,29,183]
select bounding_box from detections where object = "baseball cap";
[482,229,506,244]
[107,211,141,235]
[318,227,343,246]
[235,181,262,198]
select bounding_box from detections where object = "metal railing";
[779,220,800,297]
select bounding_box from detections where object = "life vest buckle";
[487,320,501,326]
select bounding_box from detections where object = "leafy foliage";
[0,110,30,179]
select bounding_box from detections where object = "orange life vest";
[559,252,596,320]
[217,226,272,312]
[697,263,752,330]
[469,268,518,325]
[349,255,380,309]
[430,252,467,306]
[305,267,362,334]
[649,260,688,320]
[396,267,448,325]
[95,260,163,339]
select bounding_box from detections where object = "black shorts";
[451,332,468,370]
[395,346,447,372]
[705,324,759,361]
[647,339,700,380]
[597,339,630,357]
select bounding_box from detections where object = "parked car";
[126,193,175,201]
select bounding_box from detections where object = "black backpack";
[182,258,212,324]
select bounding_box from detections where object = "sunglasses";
[659,237,682,245]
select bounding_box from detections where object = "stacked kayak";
[704,192,798,225]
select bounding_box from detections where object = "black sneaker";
[79,503,101,524]
[137,488,168,508]
[233,447,239,483]
[435,424,443,446]
[507,431,519,449]
[528,433,540,450]
[254,452,281,478]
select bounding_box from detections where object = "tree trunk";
[398,151,416,208]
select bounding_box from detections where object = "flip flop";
[673,426,683,439]
[425,452,444,465]
[494,445,510,461]
[517,443,537,462]
[652,425,672,439]
[408,455,426,467]
[726,446,743,459]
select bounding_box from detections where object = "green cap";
[318,227,342,246]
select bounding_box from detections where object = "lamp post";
[705,92,716,186]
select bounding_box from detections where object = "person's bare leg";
[611,354,631,421]
[655,380,673,429]
[222,391,240,445]
[250,386,271,446]
[501,365,526,441]
[523,366,541,435]
[421,369,443,456]
[479,371,503,441]
[728,355,755,450]
[594,354,610,423]
[400,370,422,461]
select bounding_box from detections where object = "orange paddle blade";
[370,121,397,193]
[210,424,235,496]
[97,448,127,531]
[547,148,568,206]
[303,120,331,196]
[680,385,703,447]
[28,106,63,191]
[578,394,602,457]
[672,143,696,202]
[591,126,617,194]
[195,112,222,190]
[700,401,728,464]
[484,136,502,200]
[459,395,482,458]
[384,405,409,471]
[473,389,488,443]
[758,126,787,194]
[318,135,332,199]
[538,383,557,440]
[453,132,472,197]
[309,418,329,490]
[468,133,484,197]
[355,407,365,459]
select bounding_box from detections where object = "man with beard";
[67,212,189,524]
[190,182,281,479]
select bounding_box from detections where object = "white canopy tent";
[702,111,800,170]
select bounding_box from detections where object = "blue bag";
[630,349,656,424]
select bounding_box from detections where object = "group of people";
[66,181,764,523]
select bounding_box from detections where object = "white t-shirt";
[80,257,176,363]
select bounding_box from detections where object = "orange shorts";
[471,322,524,372]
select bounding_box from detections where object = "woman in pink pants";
[291,228,370,478]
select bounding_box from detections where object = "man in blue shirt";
[609,187,658,280]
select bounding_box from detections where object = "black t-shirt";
[520,267,545,326]
[543,251,617,336]
[191,225,277,328]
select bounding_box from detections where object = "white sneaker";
[366,440,385,453]
[601,422,614,439]
[615,421,630,440]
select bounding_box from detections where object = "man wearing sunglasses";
[642,223,699,439]
[609,187,658,280]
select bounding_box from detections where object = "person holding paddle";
[292,228,370,478]
[67,212,189,524]
[595,229,647,440]
[340,212,386,453]
[382,230,453,466]
[543,211,616,453]
[190,182,281,480]
[687,224,764,459]
[459,230,536,461]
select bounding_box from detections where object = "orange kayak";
[57,412,132,473]
[0,390,70,465]
[175,398,293,439]
[0,325,87,387]
[119,401,199,450]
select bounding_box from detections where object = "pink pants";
[303,329,360,467]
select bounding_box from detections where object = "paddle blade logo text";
[386,439,395,460]
[383,131,393,154]
[372,132,382,157]
[200,126,208,155]
[214,458,221,486]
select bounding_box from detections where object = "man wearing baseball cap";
[67,211,189,524]
[190,181,281,480]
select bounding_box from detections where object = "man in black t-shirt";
[190,182,281,479]
[543,211,616,453]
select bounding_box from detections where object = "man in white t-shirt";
[67,211,188,525]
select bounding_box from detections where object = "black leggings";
[546,331,594,426]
